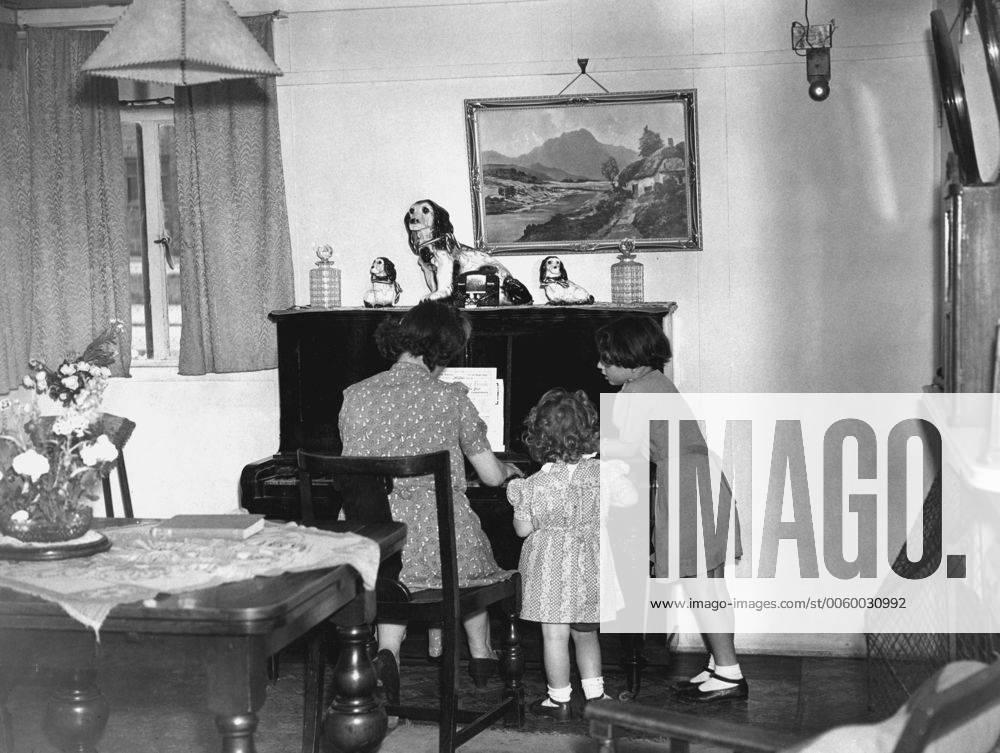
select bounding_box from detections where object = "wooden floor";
[393,628,874,740]
[3,627,878,752]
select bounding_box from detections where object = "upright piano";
[239,302,676,698]
[239,302,675,571]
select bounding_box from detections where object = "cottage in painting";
[618,138,687,198]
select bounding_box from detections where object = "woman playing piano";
[338,299,523,696]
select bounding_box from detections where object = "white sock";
[427,628,442,657]
[581,676,605,700]
[698,662,743,692]
[541,684,572,706]
[688,654,715,684]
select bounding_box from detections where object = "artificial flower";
[80,435,118,466]
[12,449,49,482]
[0,322,123,531]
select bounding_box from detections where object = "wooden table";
[0,520,406,753]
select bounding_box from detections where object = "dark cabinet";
[941,181,1000,393]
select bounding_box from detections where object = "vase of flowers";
[0,323,124,543]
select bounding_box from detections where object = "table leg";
[203,638,267,753]
[214,714,260,753]
[321,594,386,753]
[43,668,110,753]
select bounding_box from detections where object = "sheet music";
[439,367,505,451]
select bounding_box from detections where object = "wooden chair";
[96,413,135,518]
[297,449,525,753]
[583,659,1000,753]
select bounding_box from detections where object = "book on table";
[150,514,266,541]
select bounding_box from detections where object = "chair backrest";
[296,450,459,604]
[891,659,1000,753]
[98,413,135,518]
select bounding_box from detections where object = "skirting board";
[675,632,867,657]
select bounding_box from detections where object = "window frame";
[121,106,177,367]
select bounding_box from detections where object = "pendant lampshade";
[81,0,282,87]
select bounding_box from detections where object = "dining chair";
[96,413,135,518]
[296,449,525,753]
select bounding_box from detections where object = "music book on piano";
[150,514,265,541]
[438,367,505,451]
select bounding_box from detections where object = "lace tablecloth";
[0,522,381,634]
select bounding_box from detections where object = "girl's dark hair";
[594,315,672,369]
[521,388,599,464]
[375,299,470,370]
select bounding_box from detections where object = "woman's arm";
[467,449,522,487]
[513,518,534,537]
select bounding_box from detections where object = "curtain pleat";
[174,15,294,375]
[0,26,130,395]
[0,25,31,393]
[24,28,131,379]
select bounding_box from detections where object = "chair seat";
[296,449,525,753]
[377,575,519,621]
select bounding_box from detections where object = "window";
[121,93,180,364]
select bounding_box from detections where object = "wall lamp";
[791,3,835,102]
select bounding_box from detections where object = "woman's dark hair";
[521,388,599,464]
[594,315,672,369]
[375,299,471,370]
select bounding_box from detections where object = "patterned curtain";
[0,26,130,395]
[174,15,294,375]
[0,25,30,393]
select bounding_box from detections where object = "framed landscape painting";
[464,89,701,255]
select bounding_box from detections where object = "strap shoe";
[529,695,573,722]
[676,672,748,704]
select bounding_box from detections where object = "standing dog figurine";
[539,256,594,305]
[404,199,532,306]
[363,257,402,308]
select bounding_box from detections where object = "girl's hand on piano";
[500,462,524,484]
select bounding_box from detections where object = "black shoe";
[583,693,613,711]
[372,649,400,705]
[529,695,573,722]
[676,673,748,704]
[467,656,498,688]
[672,664,711,691]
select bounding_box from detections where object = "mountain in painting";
[483,129,638,181]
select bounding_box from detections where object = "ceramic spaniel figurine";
[539,256,594,305]
[363,257,402,308]
[404,199,532,306]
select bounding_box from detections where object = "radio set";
[453,268,500,308]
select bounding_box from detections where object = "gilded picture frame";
[464,89,701,255]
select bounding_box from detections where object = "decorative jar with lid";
[610,239,644,304]
[309,245,341,308]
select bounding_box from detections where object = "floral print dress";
[338,360,509,591]
[507,457,635,623]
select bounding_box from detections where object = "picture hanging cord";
[558,59,610,95]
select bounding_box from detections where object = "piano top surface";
[270,301,677,320]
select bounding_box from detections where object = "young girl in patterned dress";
[506,389,637,720]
